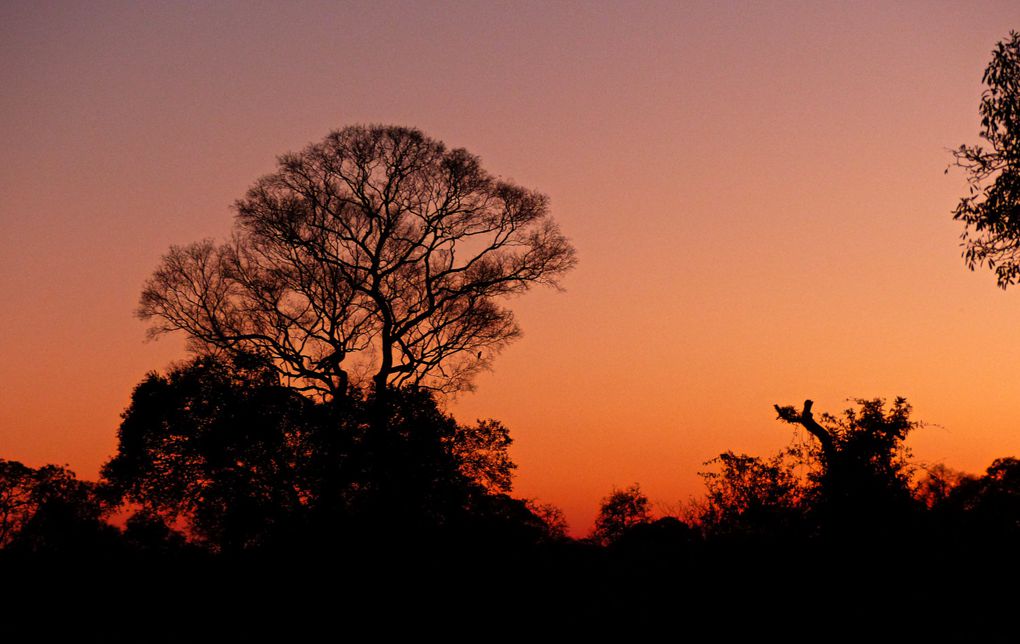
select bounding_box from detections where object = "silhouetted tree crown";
[952,31,1020,287]
[525,500,570,541]
[101,353,322,551]
[774,398,920,531]
[139,124,577,399]
[592,483,651,545]
[939,456,1020,539]
[696,450,804,538]
[0,460,113,553]
[101,354,522,551]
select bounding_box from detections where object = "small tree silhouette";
[592,483,651,545]
[0,460,114,553]
[697,450,804,539]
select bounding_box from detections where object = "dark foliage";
[101,353,329,552]
[101,353,534,553]
[774,397,921,536]
[696,450,805,540]
[5,391,1020,638]
[936,456,1020,541]
[0,459,116,553]
[591,483,651,545]
[952,31,1020,287]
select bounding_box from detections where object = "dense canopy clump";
[100,353,527,552]
[952,31,1020,287]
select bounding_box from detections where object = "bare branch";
[140,125,576,398]
[774,399,837,464]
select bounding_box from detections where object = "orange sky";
[3,1,1020,534]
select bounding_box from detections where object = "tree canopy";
[101,353,522,551]
[592,483,651,545]
[696,450,804,539]
[951,31,1020,287]
[101,353,322,551]
[0,459,113,553]
[774,397,920,533]
[139,125,576,398]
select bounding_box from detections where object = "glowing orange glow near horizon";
[4,2,1020,534]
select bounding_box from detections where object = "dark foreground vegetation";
[3,354,1020,639]
[7,29,1020,640]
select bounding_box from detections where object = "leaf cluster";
[952,31,1020,286]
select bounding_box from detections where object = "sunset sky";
[4,1,1020,533]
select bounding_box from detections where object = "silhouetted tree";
[102,354,523,551]
[102,353,326,552]
[610,516,697,571]
[774,398,920,534]
[526,500,570,541]
[914,463,970,509]
[696,450,805,539]
[592,483,651,545]
[0,460,114,553]
[449,419,515,495]
[951,31,1020,287]
[0,460,38,548]
[941,457,1020,540]
[139,125,576,399]
[120,510,192,555]
[356,384,479,530]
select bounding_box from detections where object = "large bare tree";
[139,125,576,399]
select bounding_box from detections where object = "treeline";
[3,355,1019,637]
[3,353,565,556]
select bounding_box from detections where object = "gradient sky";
[4,1,1020,534]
